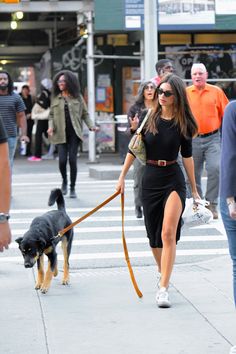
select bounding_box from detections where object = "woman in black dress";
[116,74,200,308]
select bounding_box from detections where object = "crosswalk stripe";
[11,226,146,235]
[8,216,224,224]
[9,215,142,224]
[10,224,225,236]
[9,206,136,214]
[0,248,229,263]
[8,234,227,249]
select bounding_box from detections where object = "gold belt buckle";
[158,160,167,166]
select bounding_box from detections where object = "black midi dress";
[140,117,192,248]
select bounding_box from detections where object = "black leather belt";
[147,159,176,167]
[197,129,219,138]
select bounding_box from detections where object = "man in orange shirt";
[186,63,229,219]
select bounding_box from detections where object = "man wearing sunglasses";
[151,59,174,86]
[186,63,229,219]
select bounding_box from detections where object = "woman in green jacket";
[48,70,97,198]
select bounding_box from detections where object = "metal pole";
[86,11,96,163]
[140,38,145,81]
[144,0,158,80]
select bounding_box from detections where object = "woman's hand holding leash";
[116,176,125,194]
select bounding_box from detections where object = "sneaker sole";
[157,300,171,308]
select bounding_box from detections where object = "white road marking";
[0,248,229,263]
[9,206,136,214]
[9,235,227,249]
[10,223,226,235]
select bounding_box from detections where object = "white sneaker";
[156,287,171,308]
[230,345,236,354]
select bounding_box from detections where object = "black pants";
[57,133,81,188]
[34,120,48,158]
[26,118,35,156]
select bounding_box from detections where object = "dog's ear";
[36,237,47,249]
[15,237,23,245]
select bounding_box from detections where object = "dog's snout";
[24,262,33,268]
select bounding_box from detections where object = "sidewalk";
[0,256,235,354]
[13,152,123,175]
[2,153,235,353]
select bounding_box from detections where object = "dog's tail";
[48,188,65,210]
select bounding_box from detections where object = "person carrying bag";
[128,108,152,165]
[28,78,52,161]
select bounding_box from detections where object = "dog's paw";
[62,279,69,286]
[35,283,42,290]
[40,281,50,293]
[40,286,49,294]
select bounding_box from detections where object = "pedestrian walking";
[116,74,200,307]
[220,101,236,354]
[20,84,34,156]
[29,78,52,161]
[0,115,11,252]
[47,70,98,198]
[186,63,229,219]
[151,59,174,86]
[126,80,157,218]
[0,70,29,168]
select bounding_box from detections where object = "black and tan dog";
[16,188,73,293]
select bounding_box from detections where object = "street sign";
[124,0,144,30]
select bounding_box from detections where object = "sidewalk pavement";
[0,256,235,354]
[13,152,133,180]
[2,153,235,353]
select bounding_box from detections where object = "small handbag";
[31,102,50,120]
[128,108,152,165]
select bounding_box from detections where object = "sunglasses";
[157,88,173,97]
[57,79,66,84]
[144,84,155,90]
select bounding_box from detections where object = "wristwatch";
[0,213,10,223]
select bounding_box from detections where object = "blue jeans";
[7,137,17,170]
[220,198,236,306]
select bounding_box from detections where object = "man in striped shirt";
[0,115,11,251]
[0,71,29,168]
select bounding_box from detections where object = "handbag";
[128,108,152,165]
[182,198,213,227]
[31,102,50,120]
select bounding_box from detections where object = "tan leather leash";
[120,192,143,298]
[53,191,143,298]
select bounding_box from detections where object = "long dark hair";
[0,70,14,94]
[146,74,198,138]
[52,70,81,98]
[135,80,157,105]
